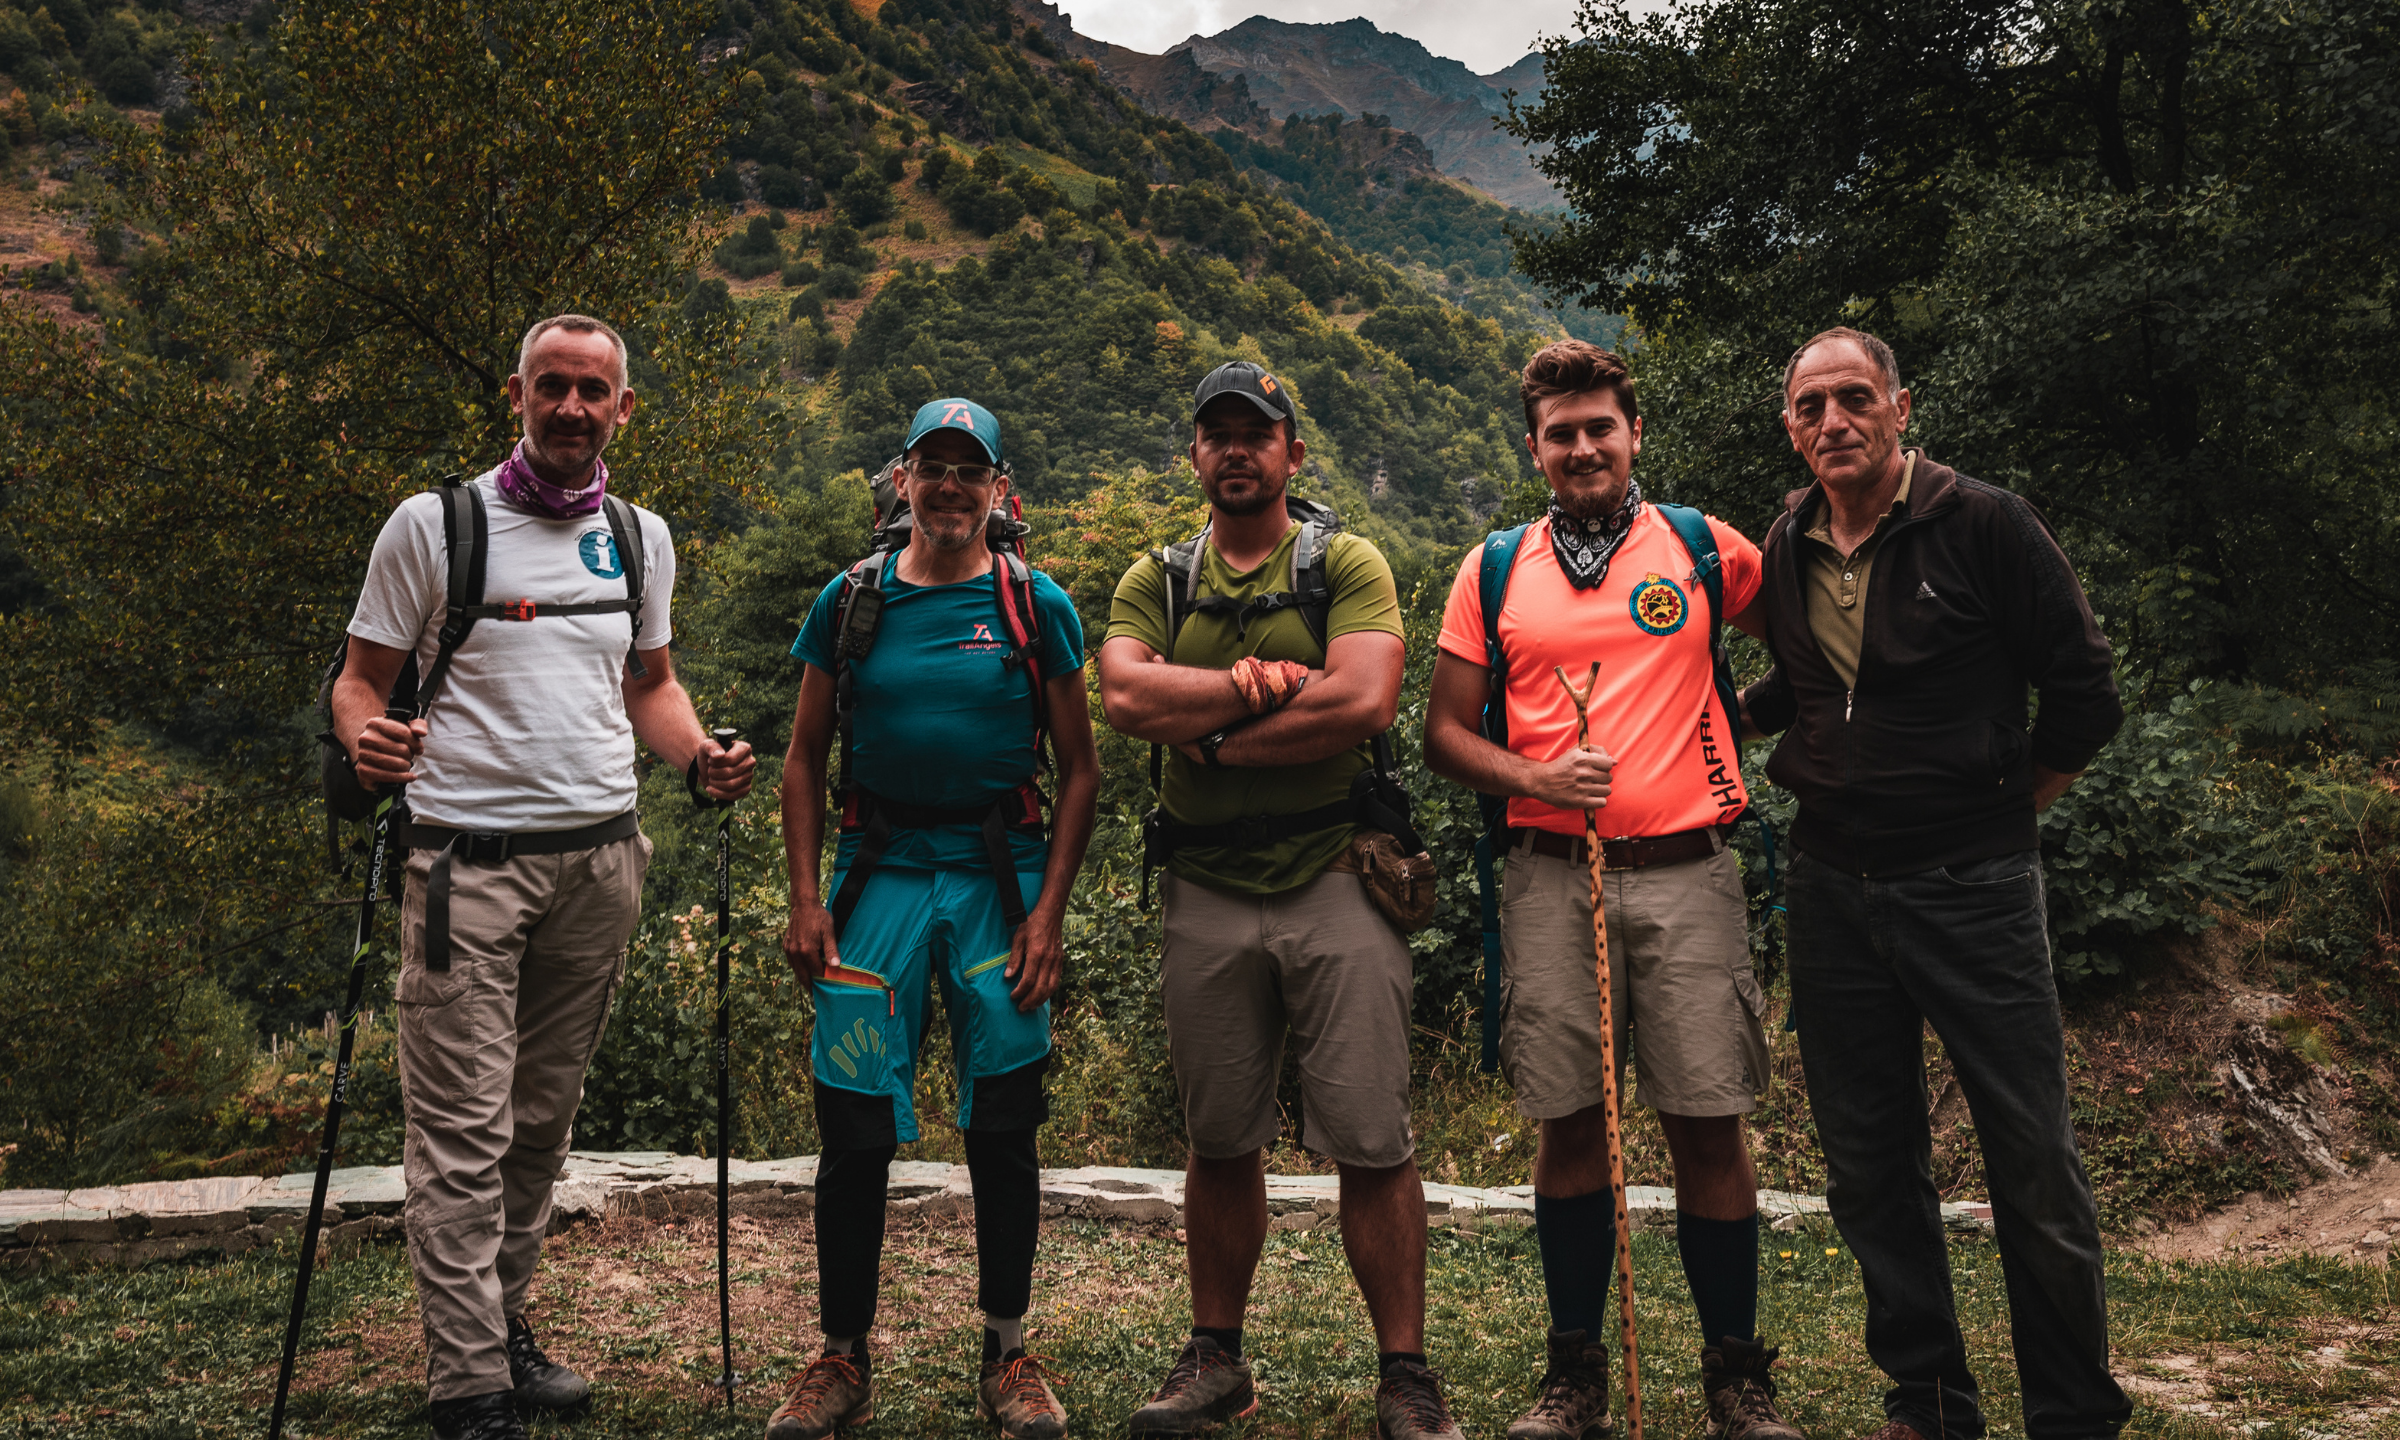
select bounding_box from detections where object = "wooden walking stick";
[1551,662,1642,1440]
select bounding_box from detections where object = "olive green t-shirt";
[1108,526,1404,895]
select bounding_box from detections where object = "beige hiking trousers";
[393,831,651,1401]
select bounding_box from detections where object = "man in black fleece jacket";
[1743,328,2130,1440]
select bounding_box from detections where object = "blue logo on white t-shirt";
[579,531,623,579]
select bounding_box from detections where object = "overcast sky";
[1050,0,1590,76]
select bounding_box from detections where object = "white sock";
[985,1313,1025,1356]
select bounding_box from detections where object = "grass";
[2,1212,2393,1438]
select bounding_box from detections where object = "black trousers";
[1785,848,2131,1440]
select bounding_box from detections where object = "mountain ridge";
[1017,4,1559,211]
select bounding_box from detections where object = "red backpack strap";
[991,551,1051,770]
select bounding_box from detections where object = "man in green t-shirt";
[1098,362,1461,1440]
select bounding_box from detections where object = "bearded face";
[1190,397,1300,518]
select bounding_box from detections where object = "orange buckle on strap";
[500,599,537,621]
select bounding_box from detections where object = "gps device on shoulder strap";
[1139,495,1422,908]
[314,474,648,862]
[824,457,1053,940]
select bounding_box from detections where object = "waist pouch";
[392,809,642,972]
[1341,828,1439,932]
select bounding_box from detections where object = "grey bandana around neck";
[1546,479,1645,591]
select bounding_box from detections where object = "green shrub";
[712,215,783,280]
[918,145,953,191]
[836,166,895,227]
[699,164,744,206]
[681,275,733,324]
[2039,680,2275,981]
[818,219,872,270]
[758,164,813,211]
[903,218,927,241]
[941,172,1023,236]
[818,263,863,299]
[780,259,819,288]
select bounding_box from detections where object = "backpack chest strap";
[459,598,639,622]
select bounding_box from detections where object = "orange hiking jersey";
[1438,508,1762,839]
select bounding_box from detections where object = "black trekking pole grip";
[712,726,739,1411]
[269,751,404,1440]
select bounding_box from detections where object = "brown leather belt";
[1510,824,1721,871]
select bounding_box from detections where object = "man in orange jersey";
[1424,341,1801,1440]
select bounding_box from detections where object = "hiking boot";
[1128,1335,1257,1435]
[766,1347,875,1439]
[1858,1425,1927,1440]
[978,1349,1069,1438]
[1507,1327,1613,1439]
[505,1314,591,1414]
[1702,1338,1805,1440]
[429,1390,529,1440]
[1376,1358,1466,1440]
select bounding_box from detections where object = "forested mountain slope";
[692,0,1548,537]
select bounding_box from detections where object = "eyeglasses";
[906,458,1001,488]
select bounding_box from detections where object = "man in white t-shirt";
[333,313,754,1440]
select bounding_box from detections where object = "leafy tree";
[715,214,787,279]
[1508,0,2400,687]
[0,0,781,1180]
[0,0,768,742]
[836,164,897,225]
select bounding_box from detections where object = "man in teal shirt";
[773,398,1099,1440]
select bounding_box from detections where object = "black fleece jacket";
[1743,452,2123,875]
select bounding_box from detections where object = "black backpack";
[1139,495,1421,904]
[820,456,1052,938]
[314,474,647,855]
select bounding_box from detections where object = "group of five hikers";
[338,313,2131,1440]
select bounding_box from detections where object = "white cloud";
[1050,0,1591,76]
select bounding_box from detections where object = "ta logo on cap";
[941,403,977,430]
[1259,376,1278,396]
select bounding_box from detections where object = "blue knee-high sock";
[1533,1188,1617,1339]
[1675,1211,1758,1349]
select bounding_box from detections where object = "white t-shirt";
[347,472,676,831]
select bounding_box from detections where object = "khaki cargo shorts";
[1498,835,1770,1120]
[1159,868,1416,1169]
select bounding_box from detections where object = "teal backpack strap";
[1657,502,1789,1017]
[1655,503,1740,742]
[1472,523,1530,1074]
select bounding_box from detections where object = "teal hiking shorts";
[811,864,1052,1147]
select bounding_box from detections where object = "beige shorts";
[1498,836,1769,1120]
[1159,868,1416,1169]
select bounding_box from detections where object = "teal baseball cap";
[903,397,1003,466]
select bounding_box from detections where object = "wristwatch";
[1197,729,1231,768]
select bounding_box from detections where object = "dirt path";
[2139,1152,2400,1263]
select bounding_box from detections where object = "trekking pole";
[1551,664,1642,1440]
[269,707,409,1440]
[705,727,741,1413]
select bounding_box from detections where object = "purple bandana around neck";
[493,441,608,519]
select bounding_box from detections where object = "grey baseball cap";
[1191,361,1299,428]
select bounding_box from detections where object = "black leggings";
[814,1126,1042,1337]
